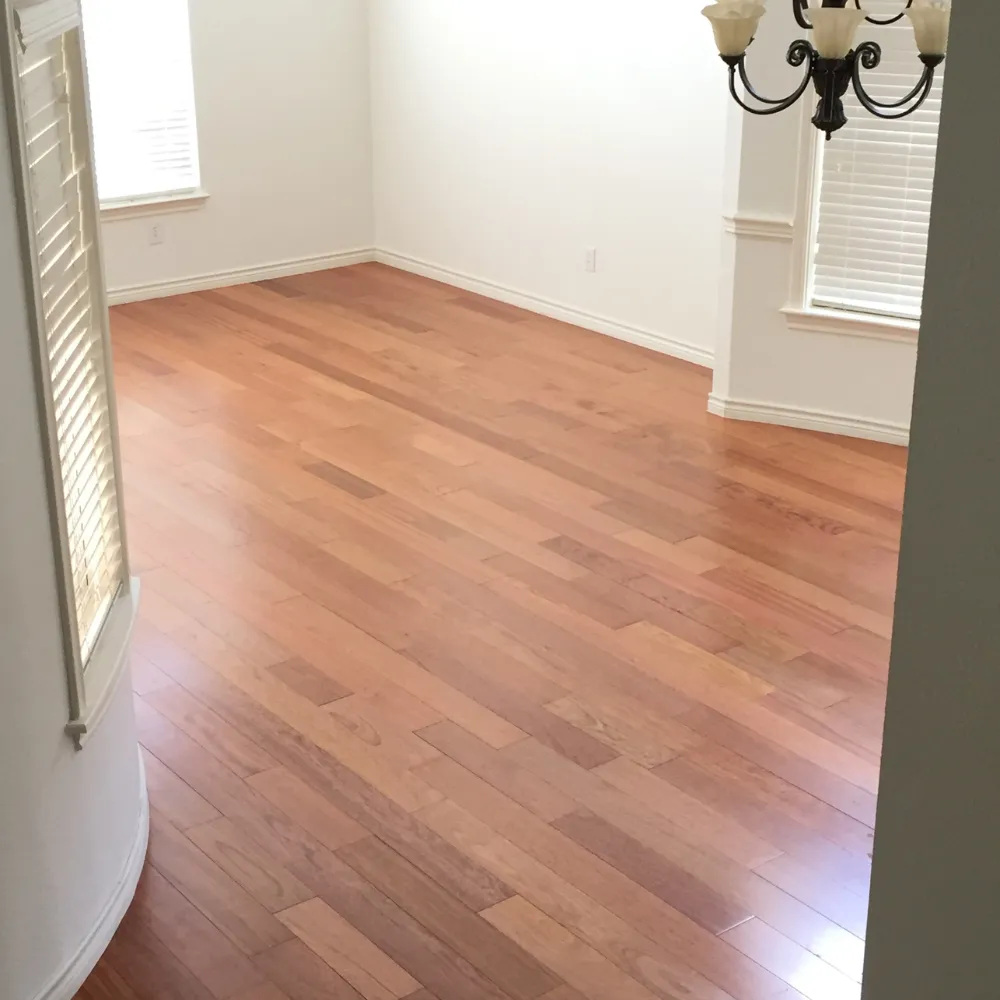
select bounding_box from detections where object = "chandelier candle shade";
[702,0,951,138]
[906,1,951,55]
[703,2,767,57]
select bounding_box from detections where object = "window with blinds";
[810,2,944,320]
[12,5,127,667]
[80,0,200,204]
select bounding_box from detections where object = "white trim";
[105,248,376,305]
[100,188,209,220]
[13,0,80,49]
[708,393,909,445]
[722,213,796,242]
[66,576,139,749]
[374,249,714,369]
[782,305,920,344]
[789,106,823,310]
[32,750,149,1000]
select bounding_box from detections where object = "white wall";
[101,0,374,300]
[369,0,730,364]
[0,100,145,1000]
[709,4,919,444]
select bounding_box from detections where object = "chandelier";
[702,0,951,138]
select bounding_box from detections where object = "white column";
[711,3,919,443]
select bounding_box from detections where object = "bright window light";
[81,0,201,204]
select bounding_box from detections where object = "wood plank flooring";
[75,263,906,1000]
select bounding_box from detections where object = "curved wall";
[0,80,145,1000]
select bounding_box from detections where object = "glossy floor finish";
[75,264,906,1000]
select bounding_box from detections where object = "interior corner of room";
[97,0,930,448]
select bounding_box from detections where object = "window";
[809,3,944,321]
[80,0,200,204]
[6,0,135,744]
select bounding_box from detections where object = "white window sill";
[782,305,919,344]
[100,189,209,221]
[66,576,141,750]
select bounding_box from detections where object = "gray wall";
[862,5,1000,998]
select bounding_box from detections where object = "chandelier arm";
[738,59,795,104]
[851,41,936,116]
[792,0,813,31]
[860,70,935,109]
[852,66,935,119]
[852,0,914,26]
[728,49,815,116]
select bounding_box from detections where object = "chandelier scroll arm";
[851,41,940,119]
[726,41,815,116]
[792,0,813,31]
[852,0,914,26]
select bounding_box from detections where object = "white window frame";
[781,101,921,345]
[1,0,140,749]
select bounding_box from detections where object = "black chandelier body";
[719,0,945,139]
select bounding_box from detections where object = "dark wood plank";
[269,657,353,706]
[551,810,751,936]
[676,704,878,827]
[141,747,222,830]
[146,809,294,956]
[255,938,367,1000]
[339,836,560,1000]
[305,461,387,499]
[417,722,577,822]
[126,867,266,998]
[276,896,421,999]
[404,642,618,770]
[102,915,218,1000]
[314,851,516,1000]
[186,817,316,913]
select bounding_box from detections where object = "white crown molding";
[709,393,909,446]
[782,305,920,344]
[105,248,376,305]
[32,751,149,1000]
[722,213,796,242]
[374,249,714,369]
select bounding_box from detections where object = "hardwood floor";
[75,263,905,1000]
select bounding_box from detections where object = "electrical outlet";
[584,247,597,273]
[149,223,165,246]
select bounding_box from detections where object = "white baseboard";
[708,393,910,446]
[34,752,149,1000]
[106,245,713,369]
[106,248,376,306]
[374,249,715,369]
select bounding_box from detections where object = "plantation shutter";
[13,0,127,665]
[810,4,944,320]
[80,0,200,203]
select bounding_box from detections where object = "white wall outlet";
[149,223,165,246]
[584,247,597,273]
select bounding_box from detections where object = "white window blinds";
[810,3,944,320]
[80,0,200,204]
[14,13,127,665]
